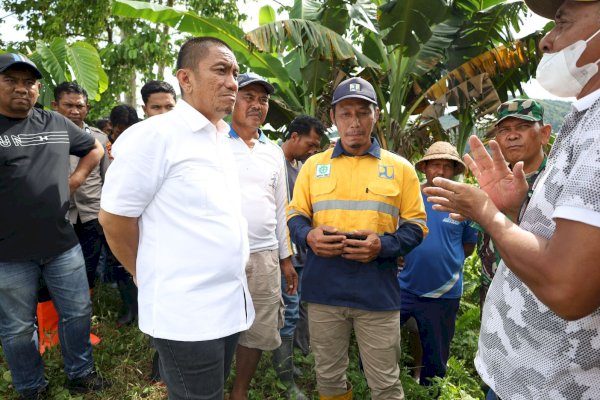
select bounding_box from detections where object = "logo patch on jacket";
[378,165,394,179]
[316,164,331,178]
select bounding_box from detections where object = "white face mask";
[536,27,600,98]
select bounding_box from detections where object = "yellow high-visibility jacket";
[287,140,428,310]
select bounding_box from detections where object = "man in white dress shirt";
[99,37,254,400]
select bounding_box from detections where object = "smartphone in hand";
[344,233,368,241]
[324,231,368,241]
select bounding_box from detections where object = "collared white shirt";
[228,127,291,259]
[101,100,254,341]
[573,88,600,112]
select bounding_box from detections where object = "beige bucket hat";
[415,141,467,176]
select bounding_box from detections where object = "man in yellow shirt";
[287,77,427,400]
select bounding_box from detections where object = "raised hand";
[423,178,496,223]
[464,135,528,216]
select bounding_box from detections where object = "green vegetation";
[1,0,246,119]
[0,254,486,399]
[2,0,551,157]
[536,99,572,134]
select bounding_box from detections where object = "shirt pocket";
[310,178,337,226]
[367,180,400,198]
[182,165,223,214]
[312,178,337,199]
[366,180,400,233]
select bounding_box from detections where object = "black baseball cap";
[0,53,43,79]
[237,72,275,94]
[331,77,377,106]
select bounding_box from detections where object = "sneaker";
[19,385,48,400]
[65,370,111,394]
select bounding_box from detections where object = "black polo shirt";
[0,108,95,261]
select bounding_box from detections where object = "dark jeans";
[154,332,239,400]
[73,218,104,289]
[400,290,460,385]
[280,266,303,338]
[294,301,310,355]
[0,245,94,394]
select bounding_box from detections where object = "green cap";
[495,99,544,126]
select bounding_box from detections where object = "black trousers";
[154,333,239,400]
[73,218,104,289]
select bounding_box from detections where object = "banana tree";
[421,72,500,156]
[244,0,380,129]
[416,32,544,157]
[3,38,108,107]
[113,0,381,133]
[112,0,292,98]
[363,0,541,158]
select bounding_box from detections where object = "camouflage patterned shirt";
[475,92,600,399]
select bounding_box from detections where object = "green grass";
[0,258,486,399]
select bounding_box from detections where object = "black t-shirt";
[0,108,95,261]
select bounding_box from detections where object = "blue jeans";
[486,388,500,400]
[280,266,303,338]
[154,333,239,400]
[0,245,94,394]
[400,290,460,385]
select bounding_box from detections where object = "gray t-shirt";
[68,124,110,223]
[286,158,306,268]
[476,94,600,399]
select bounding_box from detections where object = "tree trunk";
[125,71,137,108]
[156,0,173,79]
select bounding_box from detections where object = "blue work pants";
[400,290,460,385]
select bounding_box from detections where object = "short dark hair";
[141,80,176,105]
[109,104,139,128]
[54,81,88,102]
[176,37,232,70]
[96,118,110,131]
[285,115,326,140]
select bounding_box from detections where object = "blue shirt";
[399,192,478,299]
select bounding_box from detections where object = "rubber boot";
[319,383,352,400]
[272,336,308,400]
[116,277,138,327]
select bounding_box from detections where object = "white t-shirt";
[476,90,600,399]
[228,128,291,259]
[101,100,254,341]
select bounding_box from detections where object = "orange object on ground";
[89,289,102,346]
[37,300,59,354]
[37,289,101,354]
[90,332,101,345]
